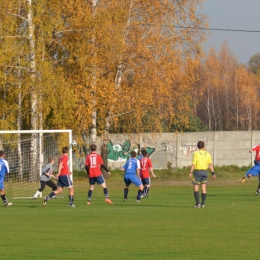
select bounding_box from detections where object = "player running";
[139,149,156,198]
[242,144,260,195]
[43,146,75,207]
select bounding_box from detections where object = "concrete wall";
[105,131,260,169]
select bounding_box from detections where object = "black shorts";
[192,170,208,185]
[141,177,150,185]
[57,175,73,188]
[89,175,105,185]
[39,180,57,191]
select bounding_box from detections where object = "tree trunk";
[27,0,38,181]
[89,0,98,145]
[17,57,23,180]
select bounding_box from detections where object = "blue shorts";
[89,175,105,185]
[141,177,150,185]
[246,164,260,179]
[57,175,73,188]
[0,176,4,189]
[124,174,142,187]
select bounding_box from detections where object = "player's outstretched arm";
[50,173,58,180]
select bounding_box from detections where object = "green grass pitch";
[1,177,260,260]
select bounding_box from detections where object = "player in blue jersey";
[242,170,260,196]
[0,150,12,207]
[122,151,144,202]
[242,145,260,195]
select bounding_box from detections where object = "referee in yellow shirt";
[189,141,216,208]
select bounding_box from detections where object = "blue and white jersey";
[0,158,9,178]
[123,158,140,174]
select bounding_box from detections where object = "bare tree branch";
[54,28,87,35]
[4,65,30,71]
[0,35,28,39]
[0,8,28,22]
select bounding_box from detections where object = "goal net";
[0,130,73,199]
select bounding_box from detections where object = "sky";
[202,0,260,64]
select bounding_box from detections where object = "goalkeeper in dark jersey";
[33,158,57,199]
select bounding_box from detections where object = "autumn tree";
[0,0,76,179]
[235,66,260,130]
[106,0,207,133]
[194,43,260,131]
[56,0,207,144]
[248,53,260,75]
[0,1,76,130]
[1,0,208,163]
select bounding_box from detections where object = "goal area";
[0,130,73,199]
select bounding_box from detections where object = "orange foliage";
[194,44,260,131]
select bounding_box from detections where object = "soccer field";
[1,178,260,260]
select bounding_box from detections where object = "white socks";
[33,190,42,198]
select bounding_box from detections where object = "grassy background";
[1,166,259,260]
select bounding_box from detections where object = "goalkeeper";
[242,144,260,196]
[33,158,57,199]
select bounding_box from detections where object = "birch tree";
[0,0,75,179]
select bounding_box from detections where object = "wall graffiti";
[71,135,209,169]
[161,142,176,152]
[158,142,176,162]
[180,138,207,157]
[107,140,155,162]
[70,132,256,169]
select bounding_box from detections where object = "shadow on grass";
[167,193,256,197]
[111,202,192,208]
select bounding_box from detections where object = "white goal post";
[0,130,73,199]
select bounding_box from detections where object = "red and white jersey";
[252,145,260,161]
[140,157,153,179]
[85,152,104,177]
[58,154,69,176]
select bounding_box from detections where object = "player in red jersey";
[43,146,75,207]
[85,144,113,205]
[139,149,156,198]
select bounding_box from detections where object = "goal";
[0,130,73,199]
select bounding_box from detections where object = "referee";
[188,141,216,208]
